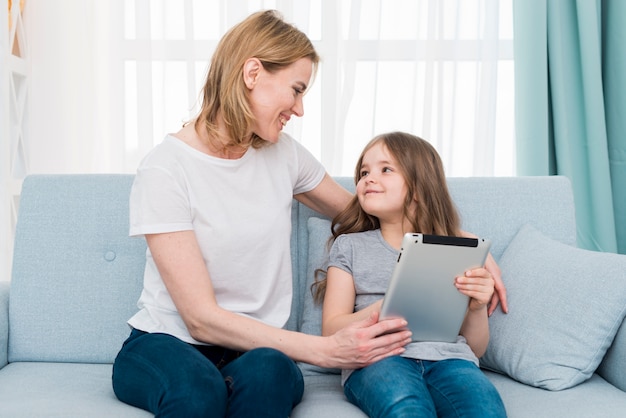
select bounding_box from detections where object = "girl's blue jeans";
[112,328,304,418]
[344,356,507,418]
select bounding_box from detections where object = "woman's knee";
[239,348,301,384]
[221,348,304,416]
[234,349,302,395]
[113,331,227,417]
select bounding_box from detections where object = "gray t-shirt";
[329,229,479,384]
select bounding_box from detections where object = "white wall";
[25,0,123,174]
[2,0,29,280]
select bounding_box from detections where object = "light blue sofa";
[1,174,625,417]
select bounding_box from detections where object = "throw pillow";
[480,224,626,390]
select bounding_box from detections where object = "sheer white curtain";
[24,0,514,177]
[7,0,512,280]
[307,0,515,177]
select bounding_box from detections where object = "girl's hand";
[459,231,508,315]
[455,267,495,311]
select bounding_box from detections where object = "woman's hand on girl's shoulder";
[484,253,508,315]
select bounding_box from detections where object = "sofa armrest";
[0,281,9,369]
[598,318,626,392]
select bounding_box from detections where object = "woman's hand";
[323,311,412,370]
[484,253,508,315]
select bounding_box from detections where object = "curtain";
[6,0,513,280]
[23,0,514,178]
[513,0,626,254]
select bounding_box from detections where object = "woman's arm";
[294,173,353,218]
[321,267,385,336]
[456,267,493,357]
[460,230,508,315]
[146,230,411,369]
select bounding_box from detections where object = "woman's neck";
[175,118,251,159]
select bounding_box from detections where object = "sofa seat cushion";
[292,375,367,418]
[0,363,151,418]
[484,371,626,417]
[481,224,626,390]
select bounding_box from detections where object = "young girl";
[317,132,506,418]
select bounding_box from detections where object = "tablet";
[379,233,491,343]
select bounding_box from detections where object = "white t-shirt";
[128,133,326,344]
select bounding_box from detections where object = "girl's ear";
[243,58,262,89]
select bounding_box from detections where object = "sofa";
[1,174,625,417]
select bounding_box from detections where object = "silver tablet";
[379,233,491,343]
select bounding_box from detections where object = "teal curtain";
[513,0,626,254]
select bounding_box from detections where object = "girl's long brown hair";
[312,132,461,304]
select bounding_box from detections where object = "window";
[121,0,515,176]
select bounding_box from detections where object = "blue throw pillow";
[480,224,626,390]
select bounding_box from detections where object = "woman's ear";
[243,58,262,89]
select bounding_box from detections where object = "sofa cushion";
[483,370,626,416]
[292,375,367,418]
[298,217,340,376]
[598,319,626,392]
[0,363,151,417]
[480,224,626,390]
[9,175,146,363]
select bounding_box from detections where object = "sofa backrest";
[288,175,578,332]
[9,174,577,364]
[9,175,146,363]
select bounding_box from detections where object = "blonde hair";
[312,132,461,303]
[194,10,319,149]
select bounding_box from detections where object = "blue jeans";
[112,329,304,418]
[344,357,506,418]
